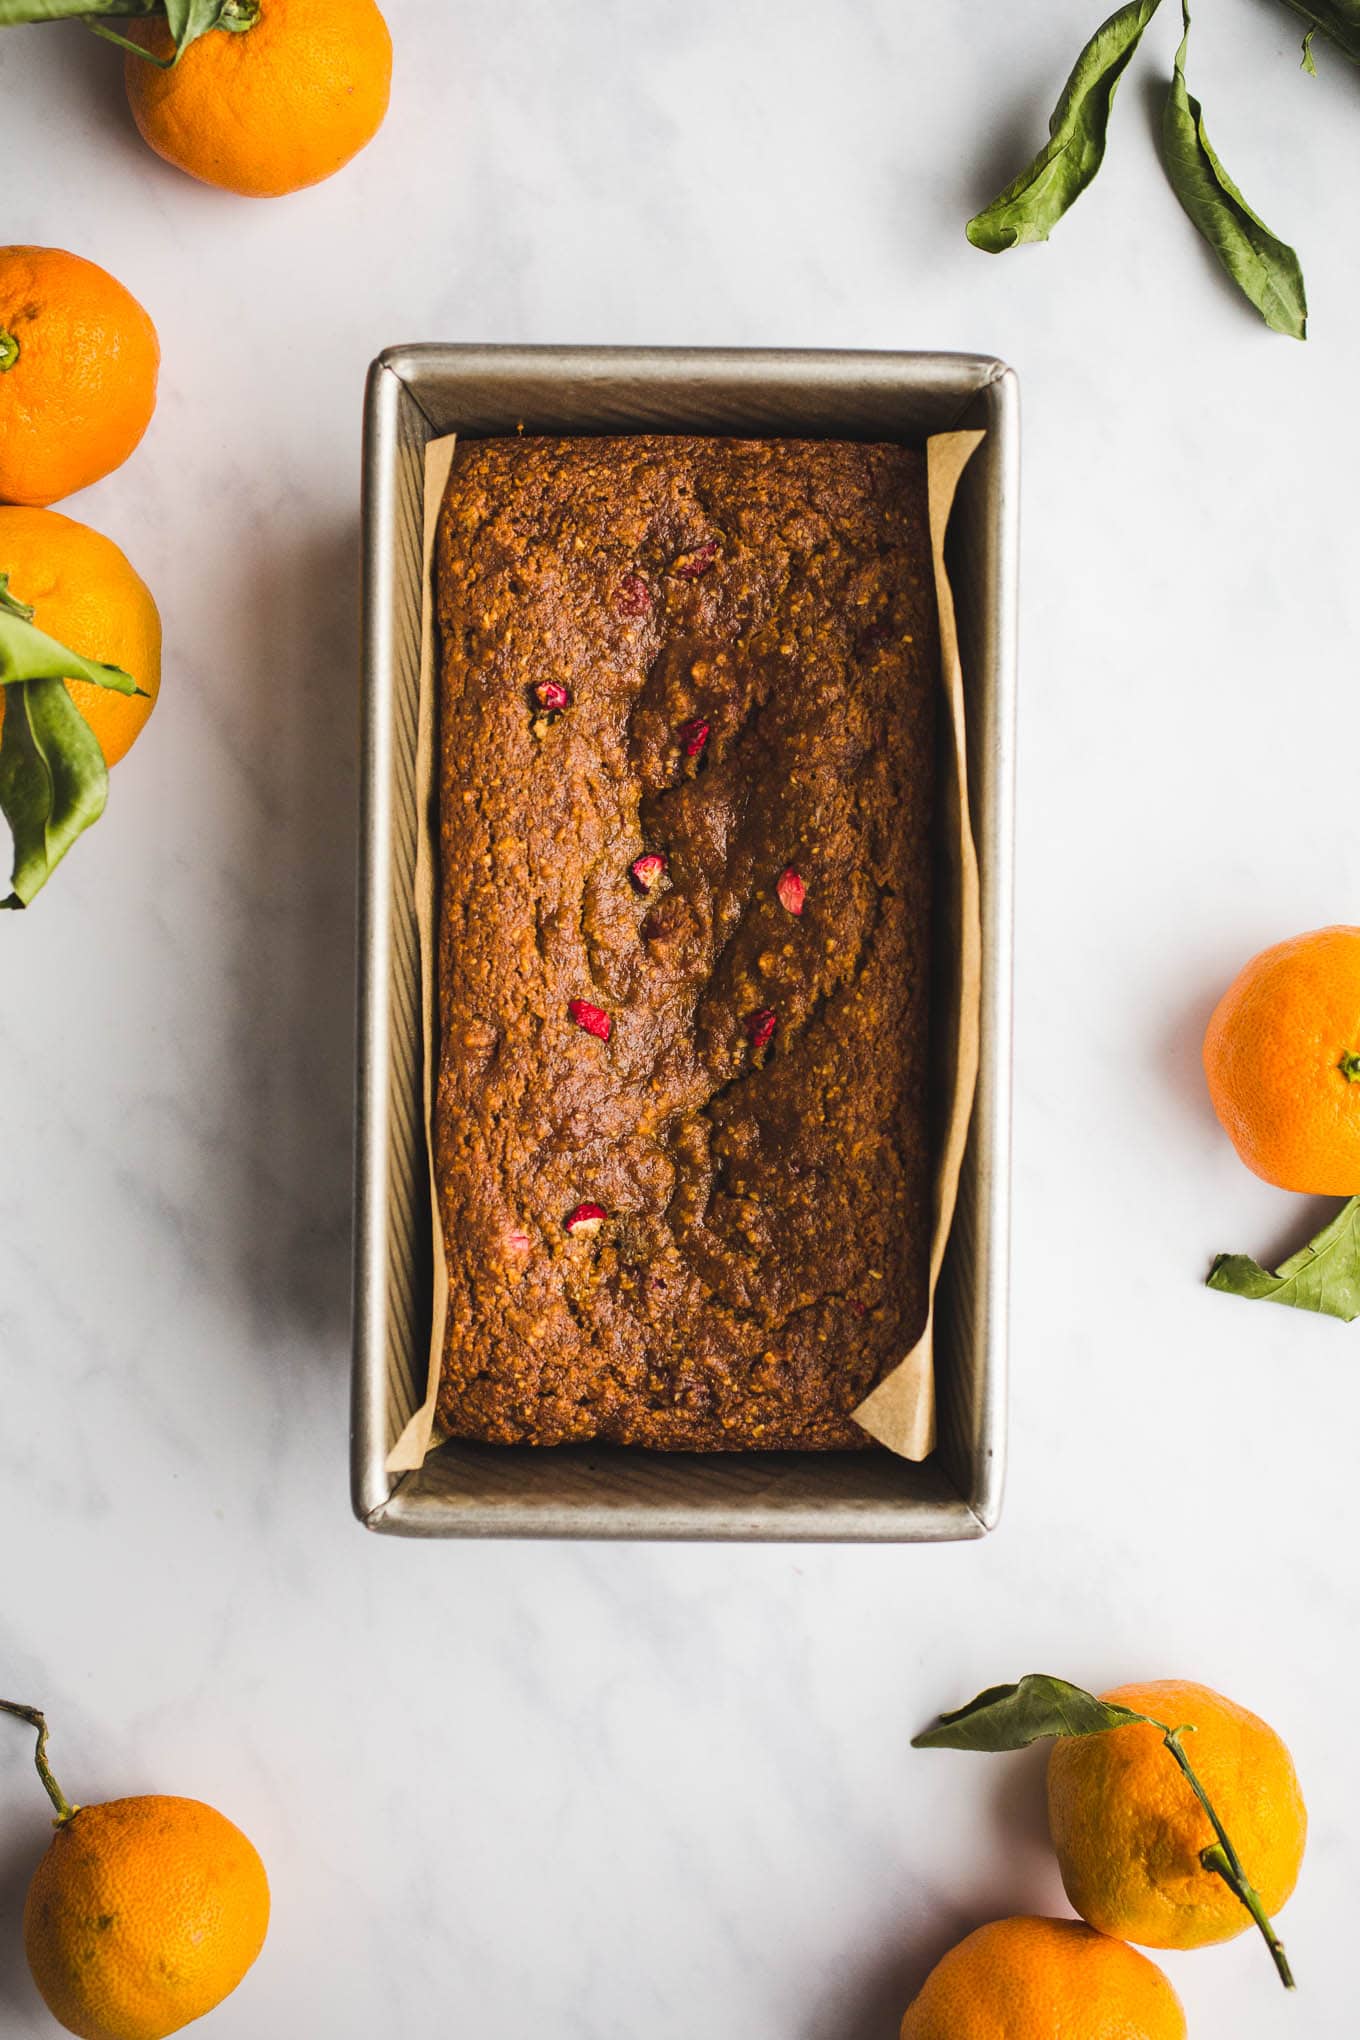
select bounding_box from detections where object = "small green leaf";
[163,0,216,34]
[0,0,157,23]
[0,679,108,908]
[1161,2,1307,338]
[1279,0,1360,66]
[0,0,250,61]
[0,584,145,907]
[1208,1196,1360,1321]
[967,1,1164,252]
[912,1675,1154,1752]
[0,602,141,698]
[161,0,250,57]
[1302,26,1319,70]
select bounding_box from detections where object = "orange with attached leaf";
[3,1701,269,2040]
[0,507,160,768]
[0,246,159,508]
[1048,1680,1307,1954]
[123,0,393,199]
[914,1672,1304,1992]
[1204,926,1360,1193]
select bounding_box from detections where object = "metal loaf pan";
[353,346,1017,1540]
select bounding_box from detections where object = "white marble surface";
[2,2,1358,2033]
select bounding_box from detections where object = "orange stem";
[0,1700,80,1826]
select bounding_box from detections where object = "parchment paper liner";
[388,429,983,1472]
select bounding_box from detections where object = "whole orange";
[0,247,159,508]
[1203,925,1360,1192]
[1047,1680,1307,1951]
[0,507,160,767]
[24,1795,269,2040]
[124,0,393,198]
[899,1916,1185,2040]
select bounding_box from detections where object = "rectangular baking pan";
[353,345,1017,1540]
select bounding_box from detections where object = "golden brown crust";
[432,435,937,1449]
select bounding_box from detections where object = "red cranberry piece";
[615,574,651,616]
[746,1008,777,1053]
[776,867,806,916]
[568,999,612,1042]
[629,853,667,894]
[673,539,718,580]
[564,1203,607,1237]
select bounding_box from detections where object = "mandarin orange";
[1047,1680,1307,1951]
[124,0,392,198]
[0,247,158,508]
[24,1796,270,2040]
[899,1916,1185,2040]
[2,1702,269,2040]
[1204,926,1360,1192]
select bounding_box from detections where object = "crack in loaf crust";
[433,435,938,1450]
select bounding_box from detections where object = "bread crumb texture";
[434,435,938,1449]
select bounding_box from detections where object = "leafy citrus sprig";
[0,0,258,65]
[913,1674,1295,1990]
[0,572,144,909]
[968,0,1326,337]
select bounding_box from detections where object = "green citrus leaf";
[0,678,108,908]
[0,585,142,699]
[912,1675,1154,1752]
[1161,2,1307,338]
[0,581,144,909]
[1208,1196,1360,1320]
[161,0,245,56]
[0,0,157,22]
[966,1,1164,252]
[0,0,250,61]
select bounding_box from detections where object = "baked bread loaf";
[432,434,938,1450]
